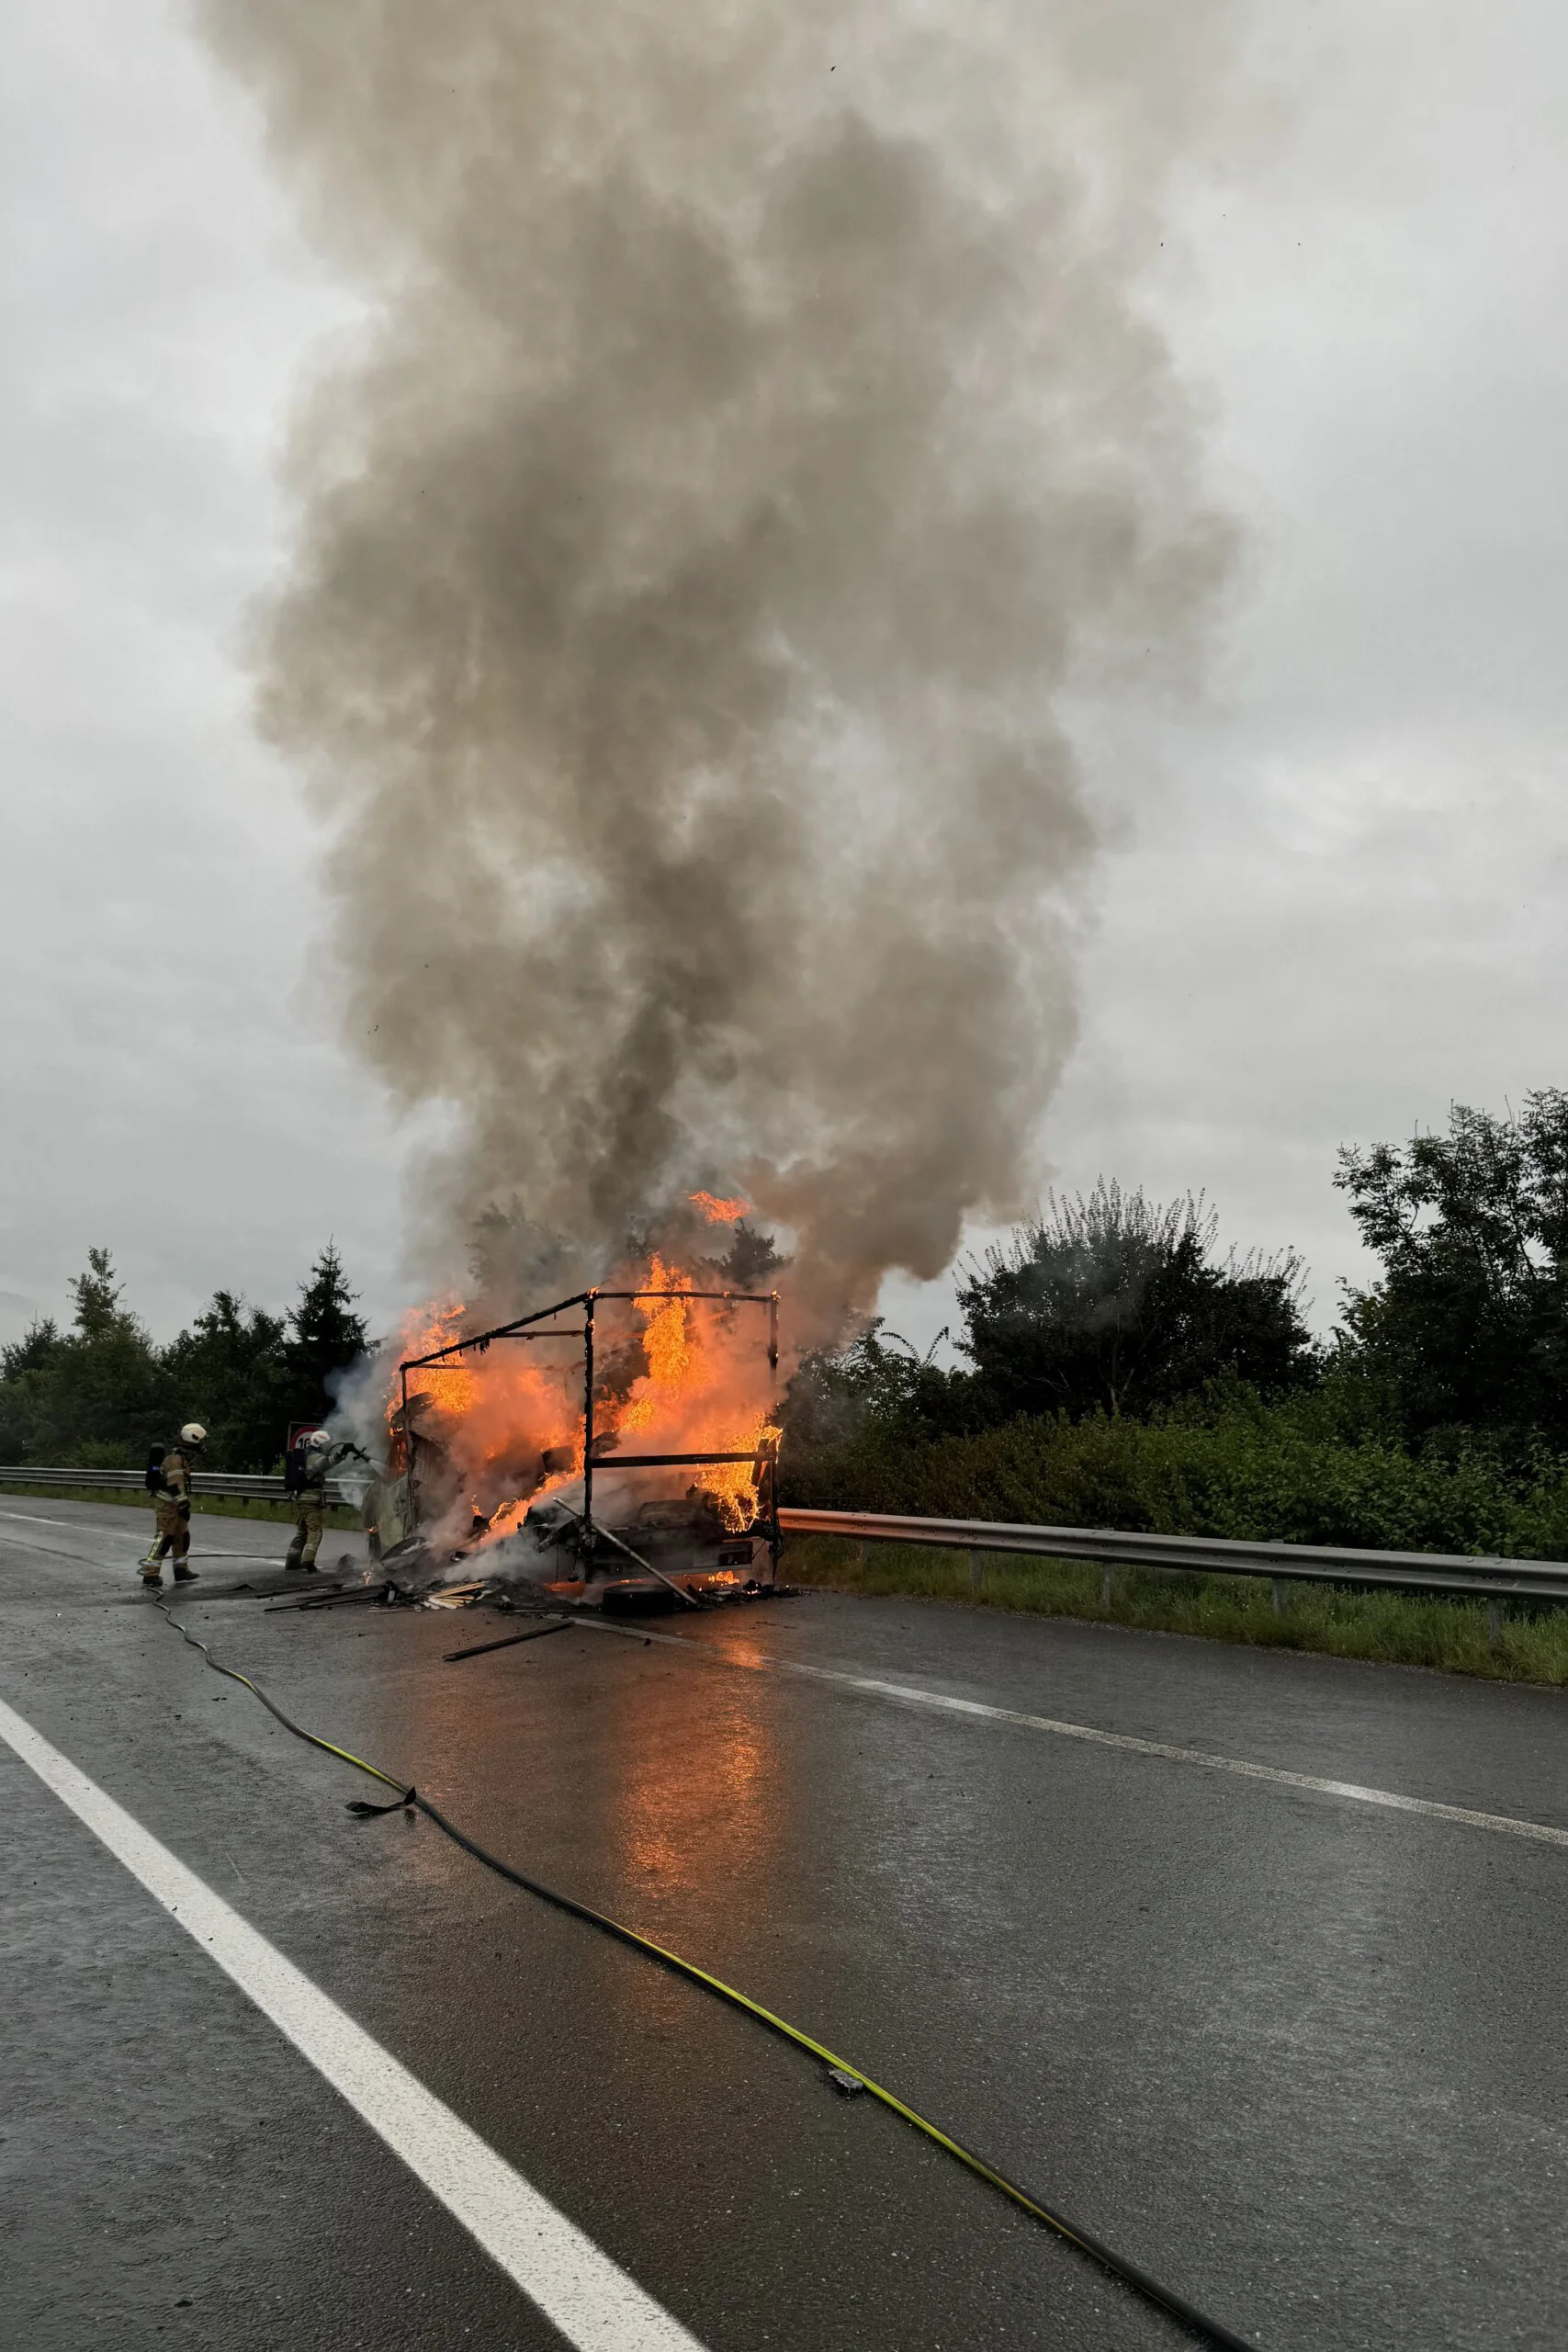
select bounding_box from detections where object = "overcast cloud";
[4,0,1566,1354]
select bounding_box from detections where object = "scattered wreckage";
[355,1284,788,1621]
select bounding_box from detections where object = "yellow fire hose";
[154,1597,1257,2350]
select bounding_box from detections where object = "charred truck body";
[397,1287,782,1611]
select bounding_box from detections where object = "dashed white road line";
[0,1692,708,2352]
[583,1620,1568,1851]
[11,1498,1560,1853]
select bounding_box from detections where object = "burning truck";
[381,1261,783,1612]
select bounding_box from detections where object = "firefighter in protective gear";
[141,1422,206,1589]
[285,1427,339,1571]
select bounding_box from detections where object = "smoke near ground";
[196,0,1240,1337]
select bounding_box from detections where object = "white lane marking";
[0,1511,293,1566]
[581,1621,1568,1851]
[0,1694,708,2352]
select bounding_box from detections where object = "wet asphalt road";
[4,1500,1568,2350]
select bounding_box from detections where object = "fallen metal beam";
[264,1585,384,1613]
[444,1619,575,1663]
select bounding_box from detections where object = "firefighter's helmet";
[304,1427,333,1453]
[179,1422,207,1446]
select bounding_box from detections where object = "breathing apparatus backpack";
[144,1443,167,1496]
[284,1441,310,1498]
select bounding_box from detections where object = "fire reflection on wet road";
[6,1498,1568,2352]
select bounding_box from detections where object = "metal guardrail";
[778,1507,1568,1605]
[0,1466,351,1505]
[8,1471,1561,1610]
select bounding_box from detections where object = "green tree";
[0,1319,62,1459]
[285,1242,368,1423]
[781,1320,961,1461]
[0,1249,174,1464]
[1334,1091,1568,1446]
[164,1291,291,1471]
[1,1317,62,1379]
[715,1221,788,1294]
[71,1250,130,1340]
[783,1186,1316,1470]
[0,1244,375,1469]
[956,1183,1316,1424]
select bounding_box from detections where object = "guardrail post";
[1488,1597,1504,1649]
[969,1549,981,1593]
[1101,1563,1115,1606]
[1272,1577,1285,1617]
[855,1541,866,1567]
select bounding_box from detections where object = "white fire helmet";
[304,1427,333,1453]
[180,1422,207,1446]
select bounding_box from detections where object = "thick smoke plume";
[199,0,1239,1337]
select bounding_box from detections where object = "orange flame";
[687,1190,750,1225]
[389,1249,777,1547]
[615,1255,775,1526]
[393,1300,476,1425]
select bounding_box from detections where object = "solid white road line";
[0,1693,708,2352]
[583,1621,1568,1852]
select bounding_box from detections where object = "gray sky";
[5,0,1567,1352]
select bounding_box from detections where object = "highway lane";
[3,1499,1567,2349]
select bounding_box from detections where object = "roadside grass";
[783,1535,1568,1687]
[0,1482,359,1530]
